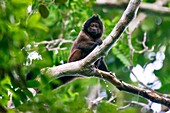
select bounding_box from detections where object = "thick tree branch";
[82,0,140,66]
[41,0,140,77]
[41,0,170,107]
[93,70,170,107]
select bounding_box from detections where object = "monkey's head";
[83,15,103,39]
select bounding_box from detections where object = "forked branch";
[41,0,170,107]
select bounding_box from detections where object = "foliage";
[0,0,170,112]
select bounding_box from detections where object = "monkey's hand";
[96,39,102,45]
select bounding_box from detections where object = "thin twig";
[35,39,73,51]
[117,101,149,111]
[127,31,154,54]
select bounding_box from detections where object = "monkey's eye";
[90,23,95,27]
[94,24,99,28]
[91,23,99,28]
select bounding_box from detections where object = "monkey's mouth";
[90,30,98,35]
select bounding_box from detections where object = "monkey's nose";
[91,28,97,32]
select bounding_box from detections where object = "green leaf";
[11,0,32,4]
[15,90,27,103]
[28,13,41,24]
[23,89,34,98]
[112,48,131,67]
[55,0,67,4]
[97,102,117,113]
[27,13,49,31]
[12,96,20,107]
[39,4,49,18]
[158,83,170,93]
[27,80,40,88]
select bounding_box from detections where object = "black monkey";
[26,15,109,88]
[68,15,109,72]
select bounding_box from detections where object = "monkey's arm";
[77,39,102,53]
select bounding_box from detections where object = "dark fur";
[68,15,109,71]
[26,16,109,88]
[47,15,109,87]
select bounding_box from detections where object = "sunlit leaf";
[27,14,49,31]
[55,0,67,4]
[11,0,32,4]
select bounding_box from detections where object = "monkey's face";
[83,15,103,39]
[87,22,101,38]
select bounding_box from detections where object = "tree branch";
[35,39,73,51]
[117,101,149,111]
[41,0,170,108]
[41,0,141,78]
[93,70,170,107]
[96,0,170,15]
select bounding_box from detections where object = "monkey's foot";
[109,72,116,77]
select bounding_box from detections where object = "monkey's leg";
[95,57,109,72]
[68,49,84,62]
